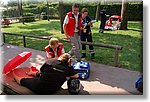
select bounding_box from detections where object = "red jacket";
[65,12,82,36]
[45,43,64,58]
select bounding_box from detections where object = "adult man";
[63,3,82,61]
[99,7,107,33]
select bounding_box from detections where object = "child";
[45,38,65,59]
[80,8,95,59]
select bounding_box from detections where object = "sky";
[0,0,9,4]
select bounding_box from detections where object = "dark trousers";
[100,21,106,30]
[80,33,94,54]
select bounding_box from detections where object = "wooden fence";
[2,32,123,67]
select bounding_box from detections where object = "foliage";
[23,13,35,22]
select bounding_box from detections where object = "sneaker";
[81,53,86,58]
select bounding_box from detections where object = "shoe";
[91,53,95,59]
[81,53,86,58]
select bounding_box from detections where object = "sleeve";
[63,15,69,25]
[62,48,65,54]
[88,16,91,22]
[67,66,78,77]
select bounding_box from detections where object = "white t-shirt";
[63,12,79,32]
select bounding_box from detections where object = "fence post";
[23,35,26,47]
[3,33,5,43]
[114,48,119,67]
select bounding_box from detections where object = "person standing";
[99,7,107,33]
[80,8,95,59]
[63,3,82,62]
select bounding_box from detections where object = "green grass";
[2,20,143,72]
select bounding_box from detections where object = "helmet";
[67,78,81,95]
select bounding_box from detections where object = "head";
[103,6,107,11]
[49,38,59,49]
[58,53,72,67]
[81,8,88,19]
[67,78,81,95]
[72,3,79,15]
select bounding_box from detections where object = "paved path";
[1,44,141,95]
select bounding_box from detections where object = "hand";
[27,68,38,76]
[66,36,70,41]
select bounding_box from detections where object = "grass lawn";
[2,20,143,72]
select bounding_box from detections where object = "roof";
[110,15,121,19]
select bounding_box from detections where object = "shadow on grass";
[17,20,61,32]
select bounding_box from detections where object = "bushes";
[23,13,35,22]
[63,3,143,21]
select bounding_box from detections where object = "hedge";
[63,3,143,21]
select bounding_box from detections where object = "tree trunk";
[120,0,129,30]
[46,0,50,21]
[59,1,64,34]
[17,0,24,24]
[95,1,101,22]
[20,0,24,24]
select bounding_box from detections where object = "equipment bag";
[135,75,143,93]
[72,61,90,79]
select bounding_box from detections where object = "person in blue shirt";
[80,8,95,59]
[99,7,107,33]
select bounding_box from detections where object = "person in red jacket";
[45,38,65,59]
[63,3,82,62]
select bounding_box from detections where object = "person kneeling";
[45,38,65,59]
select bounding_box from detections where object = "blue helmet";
[67,78,81,95]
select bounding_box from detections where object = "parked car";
[105,15,121,30]
[1,18,10,26]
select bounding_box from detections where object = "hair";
[81,8,88,13]
[59,53,72,67]
[49,38,59,47]
[72,3,79,8]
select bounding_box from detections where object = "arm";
[63,15,70,40]
[69,74,79,78]
[46,52,52,59]
[27,69,40,77]
[63,23,70,40]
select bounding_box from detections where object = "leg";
[80,34,86,58]
[101,21,106,33]
[99,21,103,32]
[87,34,95,59]
[12,71,23,84]
[69,33,81,61]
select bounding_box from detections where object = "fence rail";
[2,32,123,67]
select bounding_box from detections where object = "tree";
[59,1,64,34]
[95,0,101,22]
[46,0,50,21]
[17,0,24,24]
[120,0,129,30]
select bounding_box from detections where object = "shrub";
[23,13,35,22]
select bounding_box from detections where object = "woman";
[12,53,78,94]
[80,8,95,59]
[45,38,65,59]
